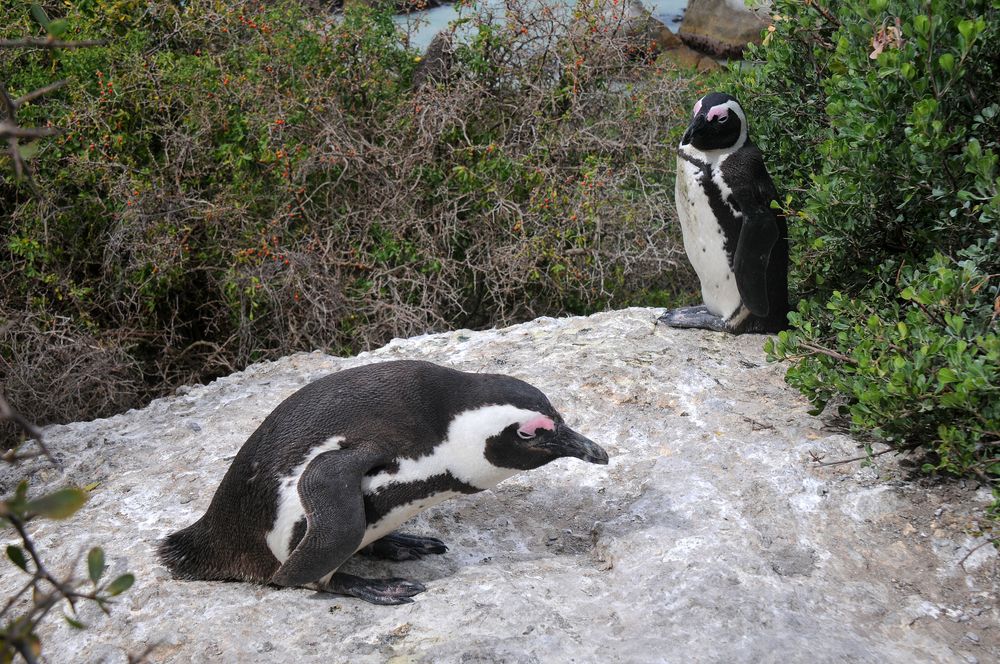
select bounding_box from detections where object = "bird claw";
[361,532,448,561]
[326,573,427,605]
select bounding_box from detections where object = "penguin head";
[471,376,609,471]
[485,411,609,471]
[680,91,748,152]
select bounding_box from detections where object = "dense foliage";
[1,0,695,430]
[730,0,999,505]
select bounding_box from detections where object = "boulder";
[1,309,997,662]
[622,1,722,71]
[679,0,771,59]
[412,30,456,90]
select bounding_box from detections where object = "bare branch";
[0,37,106,49]
[16,79,69,106]
[0,393,59,467]
[0,122,61,139]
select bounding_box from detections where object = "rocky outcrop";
[604,0,720,71]
[1,309,997,662]
[620,0,722,71]
[342,0,451,12]
[679,0,770,58]
[412,30,456,90]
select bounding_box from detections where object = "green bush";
[729,0,999,506]
[1,0,696,429]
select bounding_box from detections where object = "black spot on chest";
[362,474,480,527]
[680,151,742,259]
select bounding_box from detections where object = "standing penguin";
[159,360,607,605]
[658,91,789,334]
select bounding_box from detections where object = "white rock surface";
[2,308,997,663]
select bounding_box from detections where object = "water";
[393,0,688,52]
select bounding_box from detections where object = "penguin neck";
[679,133,748,166]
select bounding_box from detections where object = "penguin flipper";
[270,450,369,587]
[733,211,778,317]
[731,168,781,318]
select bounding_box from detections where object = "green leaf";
[6,545,28,572]
[957,19,976,43]
[46,18,69,37]
[88,547,105,584]
[83,481,101,492]
[18,141,41,161]
[938,53,955,74]
[25,488,87,520]
[105,573,134,596]
[14,480,28,504]
[937,367,958,384]
[30,3,50,28]
[64,613,86,629]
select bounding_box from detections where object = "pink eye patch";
[706,106,729,122]
[518,416,555,437]
[693,99,703,117]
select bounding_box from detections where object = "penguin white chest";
[675,154,743,319]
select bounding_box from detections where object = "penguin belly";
[675,157,742,319]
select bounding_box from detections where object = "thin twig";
[0,38,106,49]
[0,393,60,468]
[815,442,920,467]
[958,538,998,571]
[0,123,61,139]
[16,79,68,106]
[800,341,860,366]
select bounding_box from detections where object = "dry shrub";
[1,0,698,425]
[0,312,146,445]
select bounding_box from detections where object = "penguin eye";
[718,115,729,124]
[516,429,535,440]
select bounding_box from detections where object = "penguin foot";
[657,306,727,332]
[361,532,448,561]
[326,572,426,605]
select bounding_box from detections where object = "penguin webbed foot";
[657,306,728,332]
[361,532,448,561]
[326,572,426,605]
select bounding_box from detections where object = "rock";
[619,1,722,72]
[679,0,771,59]
[412,30,455,90]
[344,0,451,13]
[655,44,722,73]
[2,309,998,662]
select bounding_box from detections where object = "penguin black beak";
[681,114,707,146]
[538,427,609,465]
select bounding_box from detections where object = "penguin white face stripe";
[266,435,345,563]
[364,404,542,493]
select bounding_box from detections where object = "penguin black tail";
[158,521,219,581]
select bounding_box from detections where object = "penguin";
[158,359,608,605]
[657,91,790,334]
